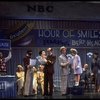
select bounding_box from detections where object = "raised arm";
[5,50,12,62]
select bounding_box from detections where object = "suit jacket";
[58,54,69,75]
[91,58,100,74]
[44,55,56,74]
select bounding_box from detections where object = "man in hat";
[58,46,70,95]
[44,48,56,96]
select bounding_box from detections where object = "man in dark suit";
[91,52,100,92]
[44,48,56,96]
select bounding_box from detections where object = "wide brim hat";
[60,46,67,52]
[17,65,23,70]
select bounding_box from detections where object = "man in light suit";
[58,46,70,96]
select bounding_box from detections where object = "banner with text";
[9,29,100,47]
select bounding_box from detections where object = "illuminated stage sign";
[0,39,11,50]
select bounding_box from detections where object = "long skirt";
[23,69,34,96]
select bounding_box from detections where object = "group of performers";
[0,46,100,97]
[16,48,56,96]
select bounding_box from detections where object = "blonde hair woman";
[70,48,83,86]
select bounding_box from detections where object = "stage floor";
[16,92,100,99]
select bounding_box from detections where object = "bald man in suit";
[44,48,56,96]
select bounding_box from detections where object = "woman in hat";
[16,65,24,95]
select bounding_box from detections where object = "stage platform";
[16,92,100,99]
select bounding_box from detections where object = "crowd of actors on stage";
[0,47,100,97]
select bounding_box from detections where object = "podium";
[0,75,17,98]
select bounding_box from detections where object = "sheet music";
[30,59,36,66]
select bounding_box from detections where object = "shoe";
[75,82,79,86]
[23,95,29,97]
